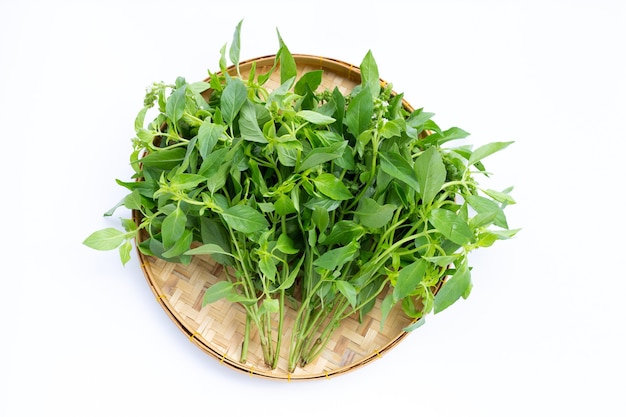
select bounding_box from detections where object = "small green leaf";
[422,127,470,146]
[380,151,420,193]
[380,119,405,139]
[294,70,323,95]
[221,205,269,233]
[355,198,396,229]
[139,148,186,170]
[259,252,277,282]
[185,243,235,258]
[277,30,297,86]
[123,189,143,211]
[274,194,297,216]
[239,100,268,143]
[469,141,514,166]
[313,242,359,271]
[202,281,235,306]
[298,141,347,172]
[275,233,299,255]
[275,140,302,167]
[434,264,471,313]
[312,173,352,201]
[429,208,475,246]
[393,259,427,302]
[360,50,380,98]
[229,19,243,67]
[322,221,366,246]
[119,240,133,265]
[162,207,186,249]
[221,78,248,126]
[380,293,394,330]
[276,255,304,291]
[484,188,516,205]
[415,147,446,205]
[346,87,373,138]
[335,281,357,307]
[83,228,127,251]
[312,206,329,233]
[165,85,187,122]
[197,120,224,158]
[200,218,233,265]
[466,195,508,228]
[423,255,459,267]
[296,110,336,125]
[162,229,193,258]
[403,317,426,332]
[258,298,280,316]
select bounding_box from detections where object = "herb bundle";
[84,22,518,372]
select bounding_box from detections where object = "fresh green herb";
[84,22,518,372]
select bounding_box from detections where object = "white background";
[2,1,624,415]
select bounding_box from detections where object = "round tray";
[135,55,420,380]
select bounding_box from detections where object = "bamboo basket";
[135,55,430,380]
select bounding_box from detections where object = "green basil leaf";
[346,86,373,138]
[380,293,394,330]
[422,127,470,146]
[298,141,347,172]
[335,281,357,307]
[322,220,366,246]
[296,110,336,126]
[434,264,471,313]
[197,120,224,158]
[83,228,127,251]
[259,252,277,282]
[484,188,516,205]
[468,141,514,166]
[294,70,323,95]
[165,85,186,122]
[403,317,426,332]
[221,78,247,126]
[199,218,233,265]
[466,195,508,229]
[354,198,396,229]
[277,30,296,86]
[393,259,427,302]
[123,189,143,211]
[162,206,186,248]
[185,243,235,258]
[313,242,359,271]
[274,194,297,216]
[239,100,268,143]
[276,140,302,167]
[162,229,193,258]
[258,298,280,316]
[380,151,420,193]
[229,19,243,67]
[275,233,299,255]
[415,147,446,205]
[360,50,380,98]
[312,206,329,233]
[139,148,186,170]
[221,205,269,233]
[276,255,305,291]
[202,281,235,306]
[312,173,353,200]
[429,208,475,246]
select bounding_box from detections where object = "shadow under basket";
[134,54,429,381]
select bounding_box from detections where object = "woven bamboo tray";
[135,55,425,380]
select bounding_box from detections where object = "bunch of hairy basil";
[84,23,517,372]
